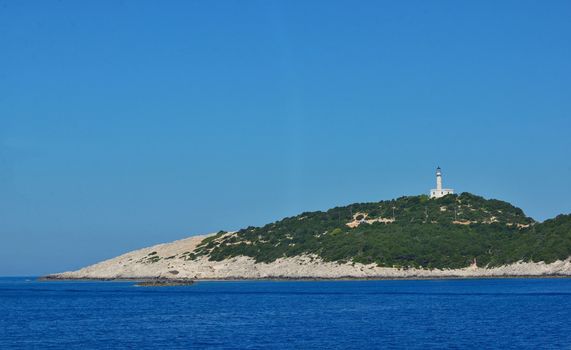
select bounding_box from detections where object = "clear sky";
[1,1,570,276]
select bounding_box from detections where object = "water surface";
[1,278,570,349]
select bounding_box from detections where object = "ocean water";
[1,278,570,349]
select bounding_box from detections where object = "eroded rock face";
[48,234,571,280]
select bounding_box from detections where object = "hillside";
[192,193,555,269]
[49,193,571,280]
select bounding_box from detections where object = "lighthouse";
[430,166,454,198]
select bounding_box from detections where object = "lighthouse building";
[430,167,454,198]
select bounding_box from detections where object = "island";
[46,192,571,281]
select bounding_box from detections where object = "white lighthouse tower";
[430,166,454,198]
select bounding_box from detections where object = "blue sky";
[1,1,570,275]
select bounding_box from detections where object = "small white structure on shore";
[430,166,454,198]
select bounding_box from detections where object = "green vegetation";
[139,252,161,264]
[191,193,571,269]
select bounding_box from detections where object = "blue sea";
[1,278,570,349]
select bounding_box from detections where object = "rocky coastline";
[46,234,571,282]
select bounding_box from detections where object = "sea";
[1,277,570,349]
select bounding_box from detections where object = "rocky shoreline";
[46,234,571,281]
[43,274,571,283]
